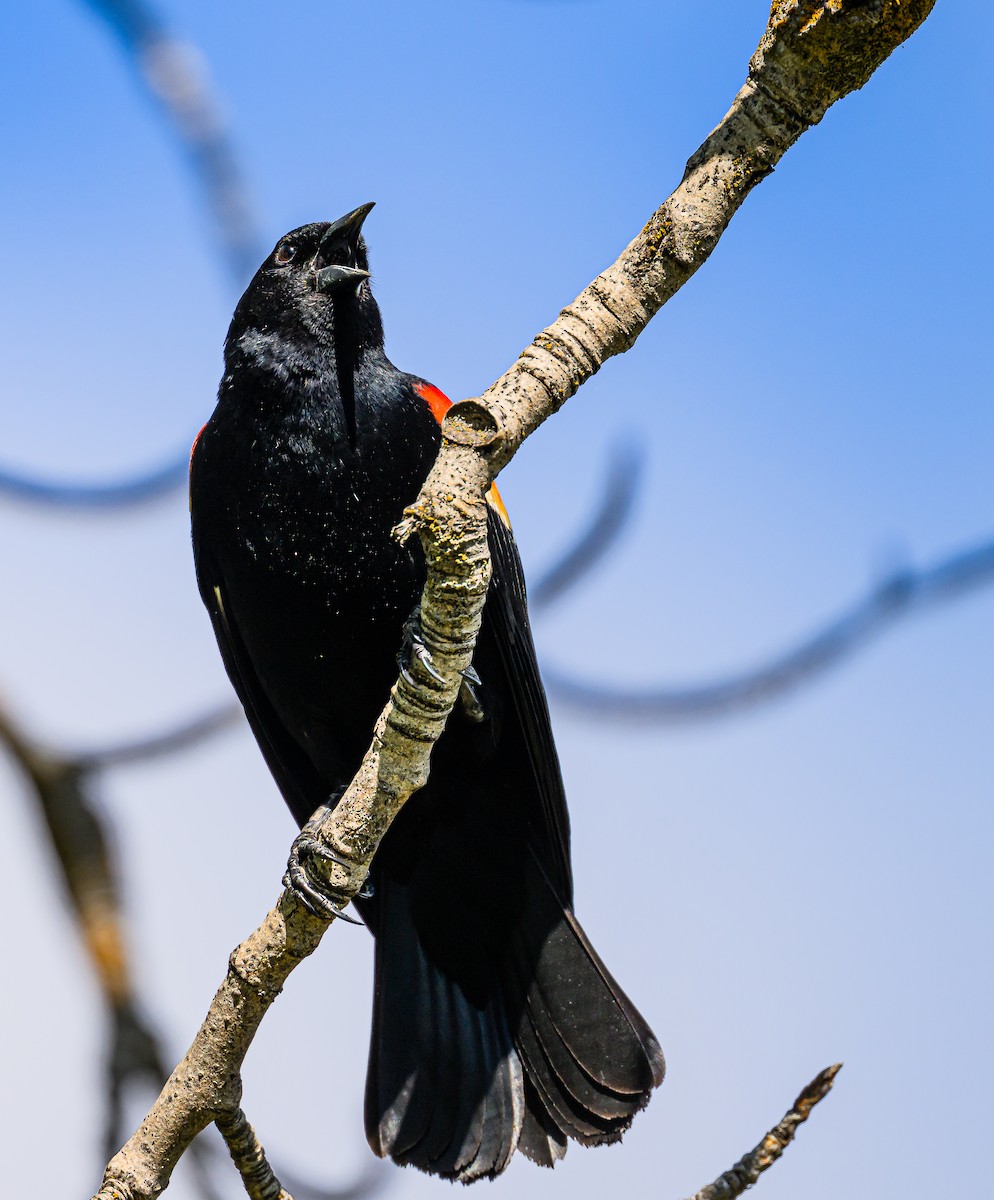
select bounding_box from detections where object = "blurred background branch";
[0,456,192,508]
[83,0,262,283]
[0,0,262,509]
[542,534,994,719]
[0,694,170,1157]
[529,441,645,610]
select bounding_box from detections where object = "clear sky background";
[1,3,991,1198]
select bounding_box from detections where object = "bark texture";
[685,1064,842,1200]
[92,3,934,1196]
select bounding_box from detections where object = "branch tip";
[794,1062,842,1112]
[685,1063,841,1200]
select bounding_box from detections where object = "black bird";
[190,203,664,1182]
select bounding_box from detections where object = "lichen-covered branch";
[215,1109,292,1200]
[685,1064,841,1200]
[92,894,329,1200]
[92,4,934,1196]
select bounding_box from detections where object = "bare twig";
[0,456,191,509]
[0,0,261,510]
[0,705,129,1011]
[92,4,935,1196]
[0,699,170,1160]
[82,0,261,283]
[278,1165,389,1200]
[685,1065,841,1200]
[78,703,244,771]
[543,535,994,719]
[216,1110,292,1200]
[530,441,644,609]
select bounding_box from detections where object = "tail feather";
[365,880,525,1182]
[506,855,664,1143]
[474,997,524,1178]
[364,881,435,1161]
[517,1076,568,1168]
[411,964,461,1169]
[514,993,621,1144]
[365,865,663,1181]
[525,908,664,1095]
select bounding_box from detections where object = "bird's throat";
[332,311,358,450]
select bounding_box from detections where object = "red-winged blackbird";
[190,203,664,1182]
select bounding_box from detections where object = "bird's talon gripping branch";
[459,664,485,722]
[397,610,445,685]
[283,808,364,925]
[283,846,363,924]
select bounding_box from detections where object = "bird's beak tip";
[321,202,376,249]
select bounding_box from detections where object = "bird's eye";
[274,242,297,265]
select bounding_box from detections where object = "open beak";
[315,202,375,292]
[320,201,375,250]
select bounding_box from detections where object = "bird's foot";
[283,802,366,924]
[398,610,445,686]
[459,663,485,722]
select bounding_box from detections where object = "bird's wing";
[483,498,574,902]
[193,546,329,825]
[410,377,573,901]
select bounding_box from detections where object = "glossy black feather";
[190,216,664,1182]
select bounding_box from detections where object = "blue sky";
[1,3,991,1198]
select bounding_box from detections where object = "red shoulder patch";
[414,381,452,425]
[190,423,208,465]
[414,381,511,528]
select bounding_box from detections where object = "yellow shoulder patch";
[486,484,511,529]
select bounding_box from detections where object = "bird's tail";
[364,859,664,1182]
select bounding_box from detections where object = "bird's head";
[225,202,382,375]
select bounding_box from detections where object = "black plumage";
[190,204,664,1181]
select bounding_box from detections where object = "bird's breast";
[194,369,441,743]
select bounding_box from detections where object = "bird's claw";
[459,663,485,723]
[398,612,445,685]
[283,806,365,924]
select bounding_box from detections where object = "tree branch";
[82,0,262,283]
[0,456,192,509]
[0,699,171,1153]
[77,437,643,770]
[685,1064,841,1200]
[542,534,994,719]
[530,441,644,609]
[215,1109,292,1200]
[92,4,935,1196]
[77,704,244,771]
[0,0,262,511]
